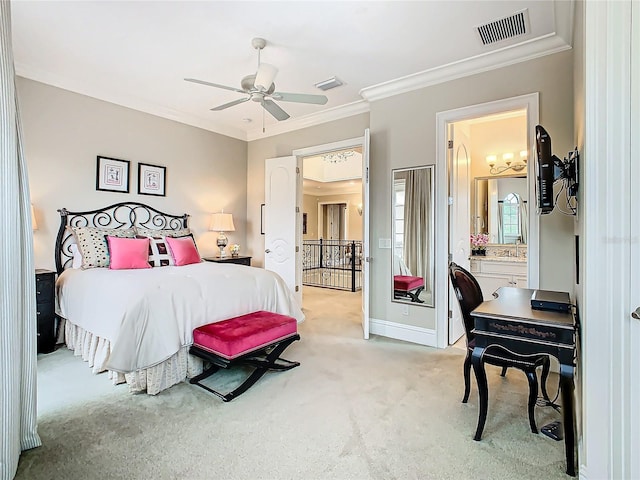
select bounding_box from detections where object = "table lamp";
[209,212,235,257]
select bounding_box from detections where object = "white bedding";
[56,262,304,373]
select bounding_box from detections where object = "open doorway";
[301,148,363,293]
[435,93,540,348]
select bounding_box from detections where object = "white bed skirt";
[64,320,204,395]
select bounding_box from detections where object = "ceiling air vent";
[476,9,530,46]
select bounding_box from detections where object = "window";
[502,193,521,241]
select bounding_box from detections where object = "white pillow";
[70,243,82,269]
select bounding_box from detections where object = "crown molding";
[15,14,572,143]
[14,63,248,141]
[245,100,370,142]
[359,33,572,103]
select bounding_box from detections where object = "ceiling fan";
[185,38,328,121]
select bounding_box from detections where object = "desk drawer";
[474,316,575,347]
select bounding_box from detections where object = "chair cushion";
[193,311,297,359]
[394,275,424,291]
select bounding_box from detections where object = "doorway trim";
[435,92,540,348]
[291,137,368,244]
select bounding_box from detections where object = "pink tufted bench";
[393,275,425,303]
[189,311,300,401]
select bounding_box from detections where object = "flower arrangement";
[230,244,240,256]
[470,234,489,255]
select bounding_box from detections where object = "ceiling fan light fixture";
[314,76,343,91]
[185,38,329,122]
[255,63,278,91]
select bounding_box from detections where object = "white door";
[448,123,470,344]
[264,156,301,306]
[361,129,371,339]
[630,3,640,474]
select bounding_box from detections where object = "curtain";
[1,3,42,479]
[403,168,431,291]
[520,200,528,244]
[497,202,504,243]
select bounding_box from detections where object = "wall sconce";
[209,212,235,257]
[357,203,363,216]
[486,150,527,175]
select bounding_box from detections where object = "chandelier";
[486,150,527,175]
[322,150,355,164]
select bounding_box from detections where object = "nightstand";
[203,255,252,266]
[35,269,57,354]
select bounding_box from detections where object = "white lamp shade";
[254,63,278,91]
[209,213,235,232]
[31,204,38,231]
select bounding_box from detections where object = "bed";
[54,202,304,395]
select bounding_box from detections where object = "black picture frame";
[260,204,265,235]
[303,213,307,234]
[138,163,166,197]
[96,156,130,193]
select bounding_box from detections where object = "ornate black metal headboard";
[55,202,189,274]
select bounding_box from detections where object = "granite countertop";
[470,255,527,263]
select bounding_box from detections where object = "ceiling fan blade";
[254,63,278,91]
[210,97,251,111]
[184,78,246,94]
[261,99,290,121]
[271,92,328,105]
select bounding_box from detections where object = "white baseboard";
[370,318,438,347]
[578,465,588,480]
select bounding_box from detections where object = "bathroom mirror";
[473,175,528,244]
[391,165,435,307]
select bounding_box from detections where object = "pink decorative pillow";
[106,236,151,270]
[165,235,201,266]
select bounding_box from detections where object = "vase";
[472,249,486,256]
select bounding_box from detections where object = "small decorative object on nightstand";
[203,255,251,266]
[35,269,57,353]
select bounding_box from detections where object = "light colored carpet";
[16,286,567,479]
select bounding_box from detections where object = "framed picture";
[96,156,130,193]
[303,213,307,234]
[138,163,166,196]
[260,204,265,235]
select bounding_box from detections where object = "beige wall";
[246,114,370,267]
[370,50,575,329]
[303,192,363,241]
[302,194,319,239]
[469,116,528,179]
[19,78,247,270]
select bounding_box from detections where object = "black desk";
[470,287,578,476]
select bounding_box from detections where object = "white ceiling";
[10,1,573,141]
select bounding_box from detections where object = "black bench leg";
[189,364,220,385]
[190,335,300,402]
[222,336,300,402]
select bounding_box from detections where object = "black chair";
[449,261,551,439]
